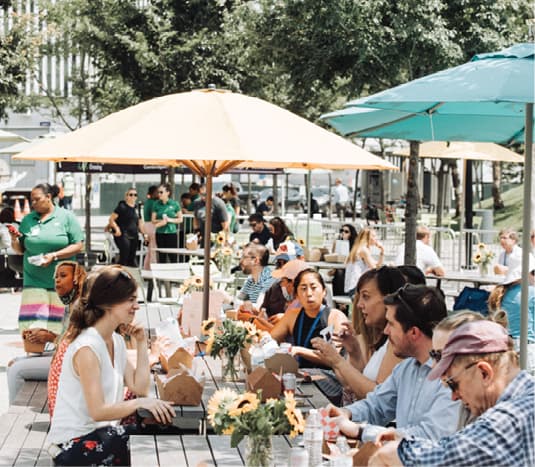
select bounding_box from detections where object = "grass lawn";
[478,184,524,232]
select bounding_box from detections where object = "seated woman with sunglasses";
[312,266,406,403]
[106,188,148,267]
[46,266,174,466]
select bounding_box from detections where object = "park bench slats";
[155,435,187,466]
[181,435,215,466]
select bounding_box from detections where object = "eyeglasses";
[429,349,442,362]
[443,361,479,392]
[127,193,138,197]
[340,229,350,234]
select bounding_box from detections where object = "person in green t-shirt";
[9,183,84,343]
[151,183,182,263]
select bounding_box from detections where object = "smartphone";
[7,224,20,236]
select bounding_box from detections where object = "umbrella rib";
[347,113,417,138]
[214,160,243,176]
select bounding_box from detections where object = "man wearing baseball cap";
[370,320,535,467]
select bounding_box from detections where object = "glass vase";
[221,349,241,382]
[221,258,232,278]
[245,434,273,467]
[479,263,489,276]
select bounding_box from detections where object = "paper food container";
[155,371,204,406]
[159,347,193,373]
[264,353,299,375]
[246,367,282,401]
[22,330,46,354]
[186,234,198,250]
[304,247,322,262]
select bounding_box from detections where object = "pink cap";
[428,320,509,380]
[271,259,309,280]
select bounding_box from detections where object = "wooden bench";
[0,380,51,466]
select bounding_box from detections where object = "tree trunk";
[404,141,419,265]
[435,159,448,253]
[492,162,504,210]
[450,160,461,217]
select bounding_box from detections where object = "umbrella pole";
[306,170,311,246]
[520,102,533,371]
[202,174,214,322]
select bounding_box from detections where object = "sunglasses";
[443,361,479,392]
[340,229,350,234]
[429,349,442,362]
[127,193,138,197]
[392,284,420,321]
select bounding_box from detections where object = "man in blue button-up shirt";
[331,285,460,442]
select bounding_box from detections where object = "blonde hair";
[347,228,373,263]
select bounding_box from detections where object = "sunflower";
[228,392,260,417]
[222,426,235,435]
[216,232,226,245]
[298,238,306,247]
[201,318,216,336]
[222,246,233,256]
[285,407,305,438]
[478,243,486,249]
[473,252,482,263]
[207,388,239,427]
[193,276,203,288]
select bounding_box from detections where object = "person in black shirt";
[248,213,271,245]
[106,188,147,266]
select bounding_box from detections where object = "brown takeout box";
[304,247,322,262]
[246,367,282,401]
[22,330,46,354]
[264,353,299,375]
[155,370,204,406]
[159,347,193,373]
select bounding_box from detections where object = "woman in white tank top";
[46,266,174,466]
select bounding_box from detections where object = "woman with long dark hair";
[46,266,174,466]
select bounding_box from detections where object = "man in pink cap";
[369,320,534,467]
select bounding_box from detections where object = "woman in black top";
[107,188,147,267]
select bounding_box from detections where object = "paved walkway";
[0,290,23,415]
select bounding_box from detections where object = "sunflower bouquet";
[205,319,256,381]
[178,275,207,295]
[211,232,234,276]
[207,388,305,466]
[473,243,495,275]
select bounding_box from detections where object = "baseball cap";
[272,259,309,280]
[428,320,510,380]
[274,241,297,263]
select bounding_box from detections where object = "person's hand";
[311,337,343,368]
[494,264,507,275]
[368,440,402,467]
[120,322,146,343]
[332,322,361,355]
[138,397,175,424]
[41,254,55,267]
[375,428,401,445]
[376,240,385,253]
[239,301,257,314]
[113,226,122,237]
[268,313,284,325]
[24,328,57,344]
[326,403,351,420]
[335,416,363,439]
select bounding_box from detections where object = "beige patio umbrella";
[394,141,524,162]
[14,88,396,319]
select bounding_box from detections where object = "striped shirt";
[398,370,535,466]
[238,266,274,303]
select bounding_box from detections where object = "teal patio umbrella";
[322,42,534,369]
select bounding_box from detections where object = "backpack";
[453,286,490,315]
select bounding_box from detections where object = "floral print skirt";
[52,424,135,466]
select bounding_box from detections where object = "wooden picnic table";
[426,271,503,289]
[131,434,297,466]
[138,353,331,433]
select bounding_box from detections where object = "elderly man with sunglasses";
[330,285,460,442]
[369,320,534,467]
